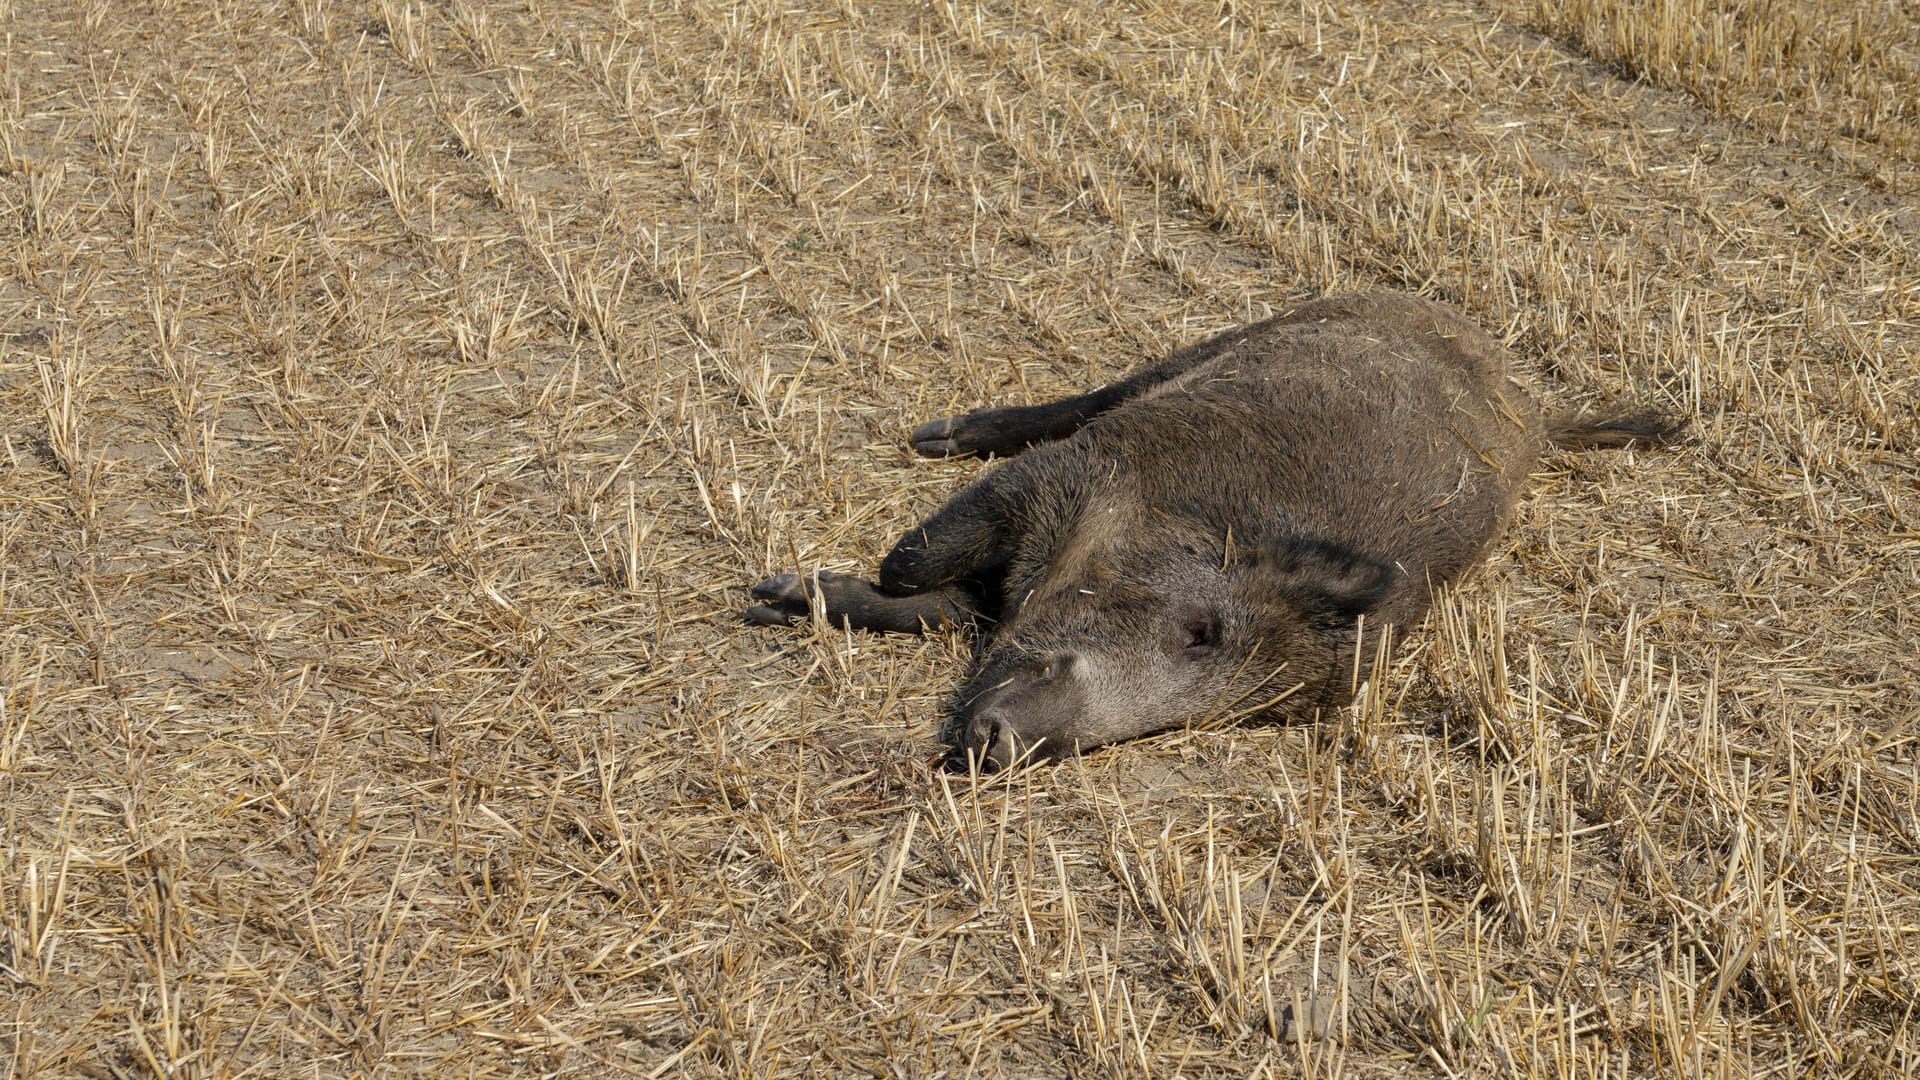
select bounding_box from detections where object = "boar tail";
[1547,409,1688,450]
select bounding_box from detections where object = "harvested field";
[2,0,1917,1074]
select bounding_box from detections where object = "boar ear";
[1237,535,1397,624]
[1176,607,1221,658]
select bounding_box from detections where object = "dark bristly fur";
[748,292,1684,770]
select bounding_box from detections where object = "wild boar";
[747,292,1681,770]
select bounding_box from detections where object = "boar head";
[943,526,1400,771]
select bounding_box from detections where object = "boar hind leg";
[910,384,1131,458]
[746,571,982,633]
[911,322,1268,458]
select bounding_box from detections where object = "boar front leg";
[876,464,1036,595]
[745,571,984,633]
[751,427,1073,638]
[749,465,1033,632]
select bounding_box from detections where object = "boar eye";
[1178,611,1220,658]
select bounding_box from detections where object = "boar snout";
[947,709,1018,773]
[944,651,1083,772]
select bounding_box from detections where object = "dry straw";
[0,0,1914,1075]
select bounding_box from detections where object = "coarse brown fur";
[748,292,1684,769]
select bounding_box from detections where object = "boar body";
[748,293,1678,769]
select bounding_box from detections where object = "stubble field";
[2,0,1917,1075]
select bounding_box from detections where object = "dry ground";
[2,0,1917,1075]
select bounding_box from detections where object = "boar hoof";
[909,414,976,458]
[744,573,810,625]
[747,572,868,626]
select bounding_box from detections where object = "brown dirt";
[1,0,1915,1076]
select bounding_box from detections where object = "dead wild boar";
[747,292,1682,770]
